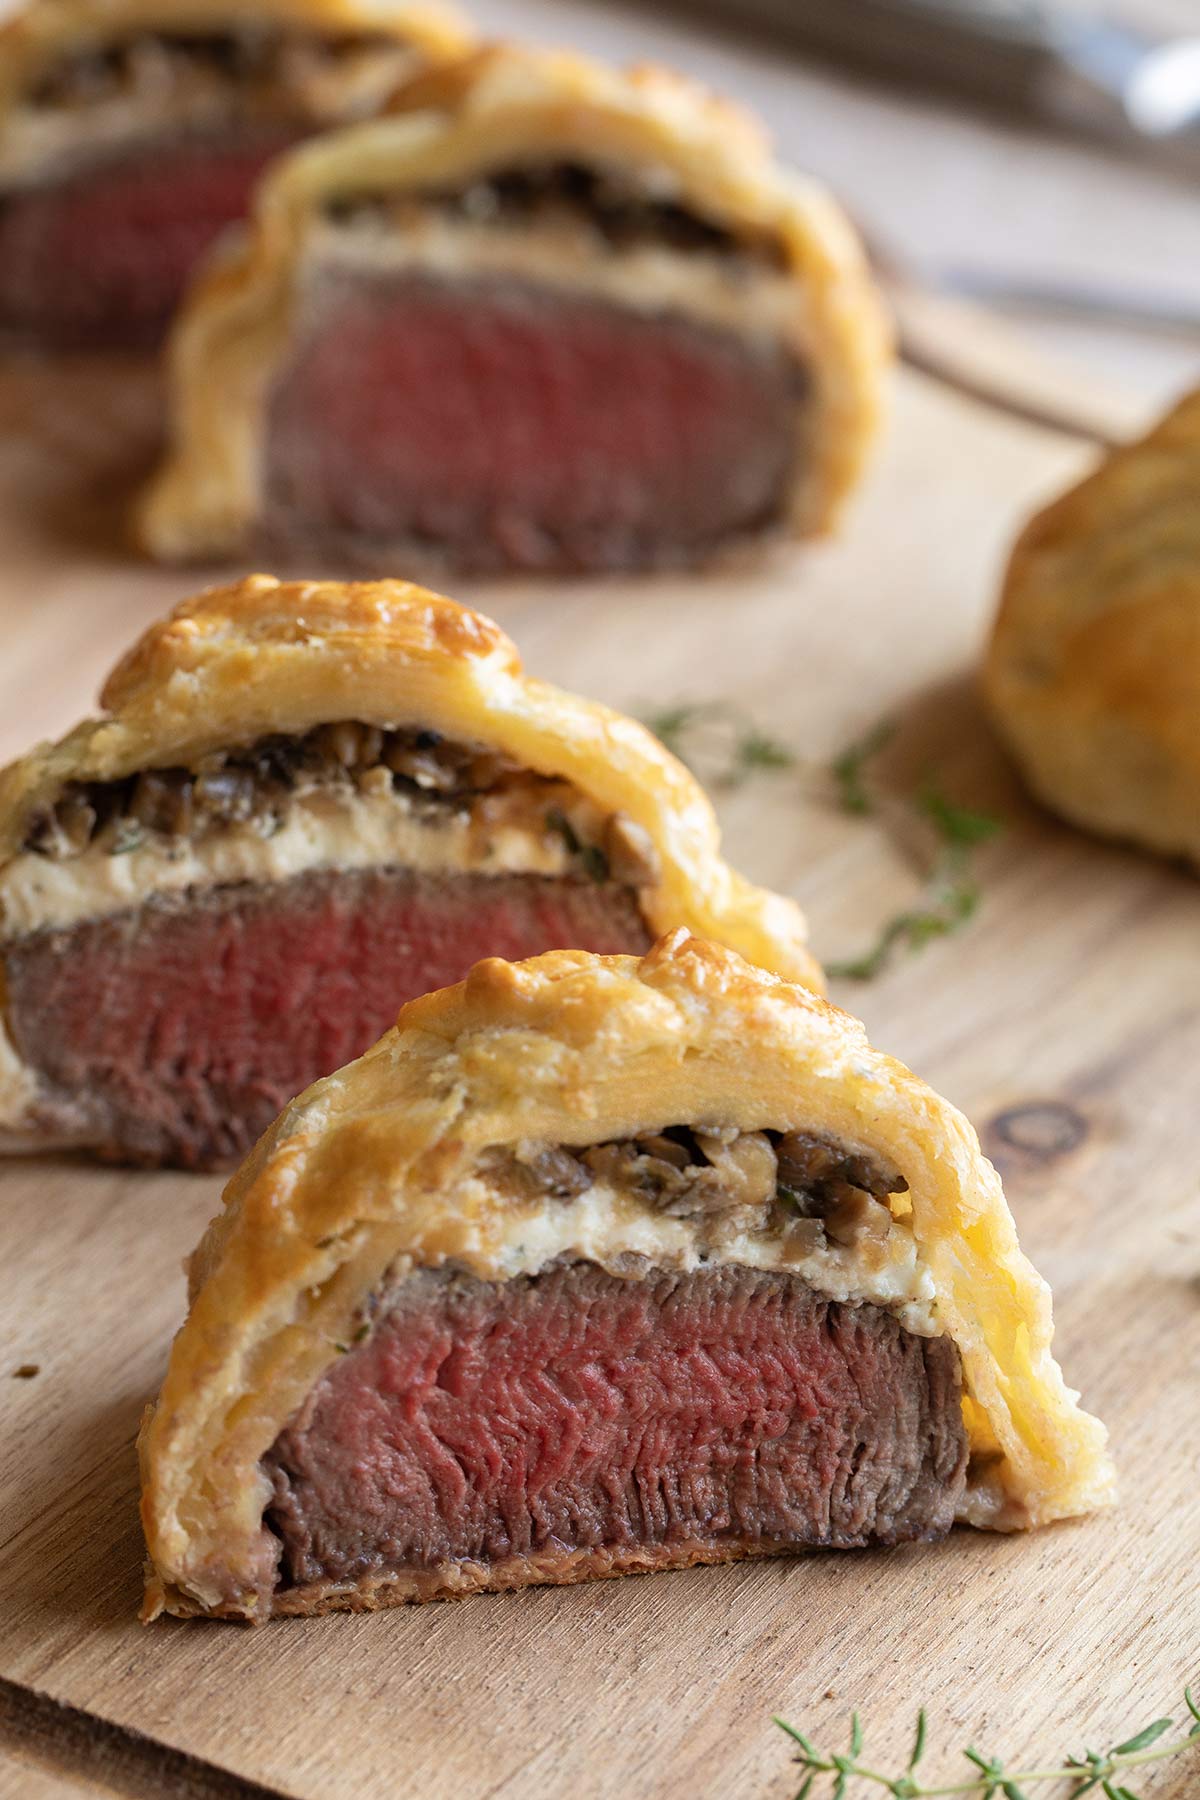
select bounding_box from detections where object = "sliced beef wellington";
[138,45,889,574]
[0,575,818,1172]
[0,0,469,348]
[139,933,1113,1622]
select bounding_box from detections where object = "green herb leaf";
[908,1710,927,1773]
[773,1718,818,1757]
[737,729,797,778]
[642,703,705,762]
[831,720,894,815]
[108,820,145,856]
[826,873,982,982]
[545,807,609,884]
[1112,1719,1172,1755]
[917,780,1003,849]
[642,699,795,789]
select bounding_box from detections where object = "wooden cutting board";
[1,353,1198,1800]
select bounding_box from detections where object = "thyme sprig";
[643,701,796,790]
[826,768,1003,983]
[644,697,1003,980]
[775,1685,1200,1798]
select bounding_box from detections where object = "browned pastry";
[986,386,1200,868]
[0,575,818,1171]
[139,932,1113,1622]
[139,44,889,575]
[0,0,469,347]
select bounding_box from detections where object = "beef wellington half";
[0,575,817,1171]
[0,0,469,349]
[139,45,889,574]
[139,933,1113,1622]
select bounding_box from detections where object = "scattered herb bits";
[643,696,1005,981]
[643,701,796,790]
[831,719,894,816]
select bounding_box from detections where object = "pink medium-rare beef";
[0,132,300,348]
[262,268,808,572]
[3,866,650,1170]
[264,1262,969,1600]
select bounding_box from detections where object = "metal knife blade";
[671,0,1200,170]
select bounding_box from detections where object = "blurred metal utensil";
[936,270,1200,335]
[670,0,1200,172]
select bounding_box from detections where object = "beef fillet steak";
[0,132,303,348]
[264,1261,969,1603]
[263,268,809,573]
[3,868,650,1169]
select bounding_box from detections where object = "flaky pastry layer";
[985,386,1200,869]
[138,43,889,562]
[139,933,1113,1622]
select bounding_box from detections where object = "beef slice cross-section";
[2,866,650,1169]
[0,131,302,347]
[264,1261,969,1599]
[263,266,809,573]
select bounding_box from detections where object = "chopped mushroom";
[489,1123,904,1257]
[21,723,615,888]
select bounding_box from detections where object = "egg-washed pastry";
[138,45,888,575]
[139,932,1113,1622]
[0,576,817,1173]
[0,0,469,348]
[986,387,1200,869]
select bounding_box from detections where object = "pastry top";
[985,386,1200,865]
[141,932,1113,1618]
[193,40,878,281]
[0,573,818,985]
[138,41,889,560]
[0,0,468,102]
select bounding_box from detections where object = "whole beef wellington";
[0,0,469,349]
[139,934,1113,1622]
[138,46,889,574]
[0,575,818,1172]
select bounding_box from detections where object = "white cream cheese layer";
[418,1171,939,1337]
[308,210,812,354]
[0,784,582,938]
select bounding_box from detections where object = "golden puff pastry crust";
[138,43,890,564]
[140,932,1113,1621]
[986,387,1200,868]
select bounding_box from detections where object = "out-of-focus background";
[470,0,1200,419]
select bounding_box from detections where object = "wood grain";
[0,1681,284,1800]
[0,348,1198,1798]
